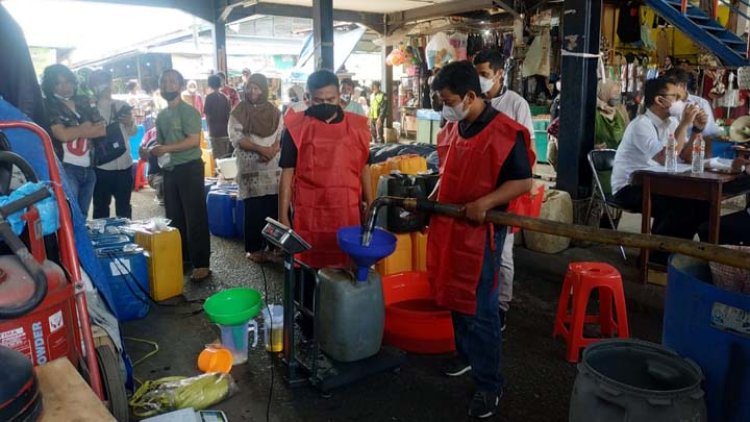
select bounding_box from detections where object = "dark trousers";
[93,168,133,219]
[163,160,211,268]
[452,228,506,393]
[370,119,383,143]
[244,194,278,253]
[614,185,709,240]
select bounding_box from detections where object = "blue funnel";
[337,226,397,281]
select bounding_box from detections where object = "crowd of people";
[30,53,538,418]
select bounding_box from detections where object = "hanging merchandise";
[522,28,551,78]
[718,71,741,109]
[656,29,669,70]
[425,32,456,69]
[617,0,642,44]
[467,33,484,57]
[386,47,407,66]
[502,33,514,60]
[737,67,750,90]
[449,32,468,61]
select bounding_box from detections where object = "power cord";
[260,262,274,422]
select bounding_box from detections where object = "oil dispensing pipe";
[363,196,750,271]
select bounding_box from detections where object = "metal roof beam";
[386,0,519,30]
[224,1,384,32]
[81,0,216,22]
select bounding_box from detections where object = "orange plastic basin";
[382,272,455,354]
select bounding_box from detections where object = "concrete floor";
[122,186,664,422]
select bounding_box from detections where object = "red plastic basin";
[382,272,455,354]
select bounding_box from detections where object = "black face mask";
[161,90,180,102]
[307,103,341,121]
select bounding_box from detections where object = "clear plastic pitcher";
[217,320,258,365]
[261,305,284,352]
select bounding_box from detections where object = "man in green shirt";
[368,81,386,143]
[150,69,211,282]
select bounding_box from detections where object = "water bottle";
[691,134,705,174]
[665,133,677,172]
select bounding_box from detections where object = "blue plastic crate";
[665,255,750,422]
[96,245,150,321]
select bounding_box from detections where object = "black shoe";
[468,390,502,419]
[442,357,471,377]
[499,309,507,332]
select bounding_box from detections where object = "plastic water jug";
[261,305,284,353]
[217,320,258,365]
[318,268,385,362]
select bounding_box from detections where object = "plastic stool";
[133,160,147,192]
[552,262,630,362]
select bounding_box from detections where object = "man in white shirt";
[474,50,535,330]
[664,68,723,140]
[612,77,708,262]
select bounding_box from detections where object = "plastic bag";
[386,48,407,66]
[0,182,59,236]
[129,373,238,418]
[425,32,455,69]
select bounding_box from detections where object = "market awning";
[294,25,366,75]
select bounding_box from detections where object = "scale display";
[262,217,311,255]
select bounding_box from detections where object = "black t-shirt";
[203,91,231,138]
[457,102,532,188]
[279,107,372,168]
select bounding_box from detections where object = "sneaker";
[190,267,212,282]
[499,309,507,332]
[442,357,472,377]
[468,390,502,419]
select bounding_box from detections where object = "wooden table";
[36,358,115,422]
[633,169,749,283]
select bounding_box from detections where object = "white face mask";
[442,99,470,122]
[668,99,686,118]
[479,76,495,95]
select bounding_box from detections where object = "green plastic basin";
[203,288,262,325]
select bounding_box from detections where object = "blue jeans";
[452,227,506,393]
[63,163,96,218]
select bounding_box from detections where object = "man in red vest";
[429,61,533,419]
[278,70,373,334]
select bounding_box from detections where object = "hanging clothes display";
[617,1,642,44]
[449,32,468,61]
[522,28,551,77]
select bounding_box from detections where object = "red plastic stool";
[552,262,630,362]
[133,160,147,192]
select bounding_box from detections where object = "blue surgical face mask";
[441,98,469,122]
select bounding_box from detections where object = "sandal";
[190,267,212,282]
[246,252,267,263]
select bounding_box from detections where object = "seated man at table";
[611,77,709,261]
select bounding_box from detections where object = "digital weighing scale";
[261,218,406,393]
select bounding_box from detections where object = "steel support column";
[211,18,227,74]
[312,0,334,71]
[383,45,394,130]
[556,0,602,199]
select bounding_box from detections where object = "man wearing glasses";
[611,77,707,264]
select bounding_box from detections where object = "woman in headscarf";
[228,73,283,262]
[594,80,630,150]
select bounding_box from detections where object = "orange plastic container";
[386,154,428,175]
[376,233,412,276]
[381,272,455,354]
[411,231,428,272]
[202,148,215,177]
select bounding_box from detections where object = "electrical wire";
[260,262,274,422]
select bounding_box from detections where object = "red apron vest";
[505,118,537,233]
[427,112,522,315]
[284,109,370,268]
